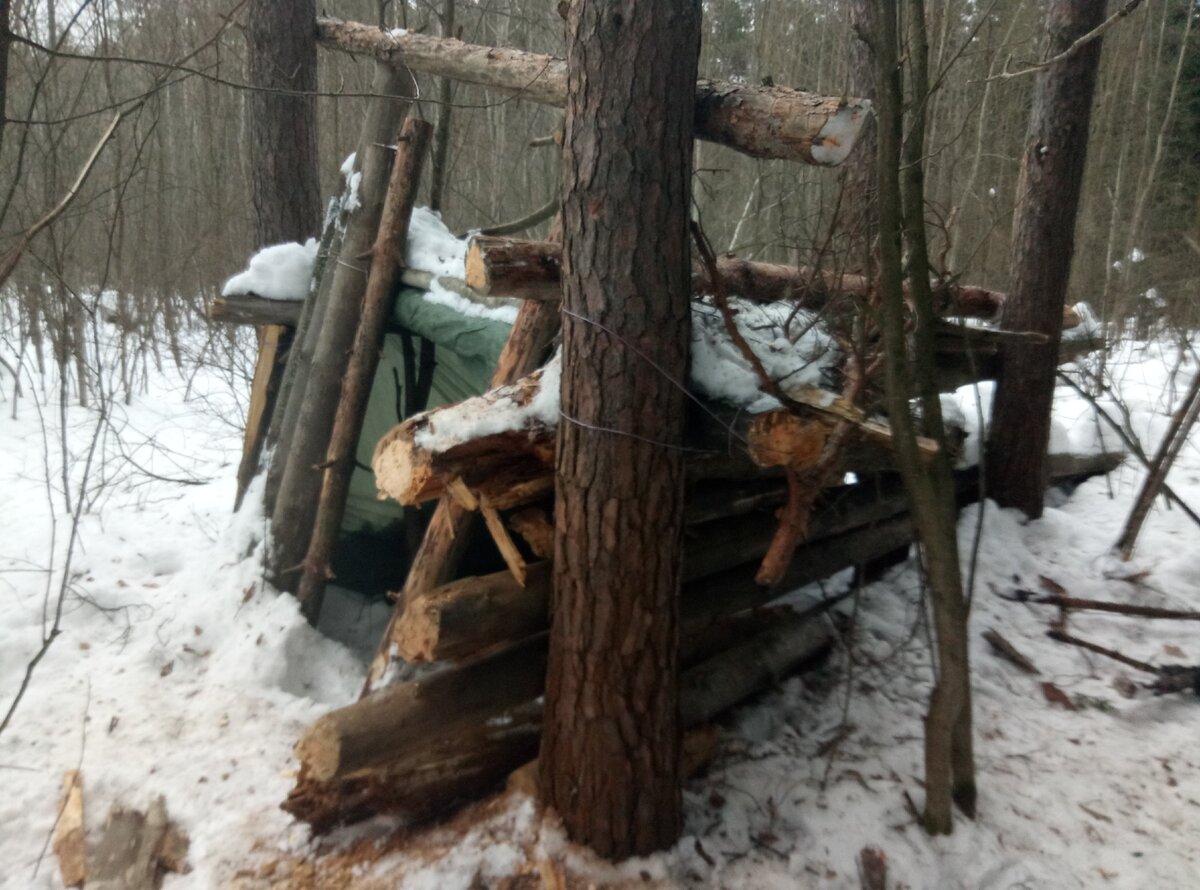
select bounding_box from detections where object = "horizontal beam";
[316,18,870,166]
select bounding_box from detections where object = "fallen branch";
[1034,595,1200,621]
[1047,629,1200,697]
[316,17,870,166]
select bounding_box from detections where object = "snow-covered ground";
[0,317,1196,889]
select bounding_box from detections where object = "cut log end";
[465,239,490,293]
[748,411,828,468]
[294,716,343,783]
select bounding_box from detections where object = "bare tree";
[870,0,975,835]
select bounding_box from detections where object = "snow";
[811,101,873,166]
[221,239,318,301]
[407,208,520,324]
[690,297,839,412]
[414,352,560,453]
[2,304,1199,889]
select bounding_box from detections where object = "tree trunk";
[238,0,322,509]
[315,16,868,166]
[266,65,415,592]
[539,0,700,859]
[295,118,433,624]
[428,0,456,213]
[986,0,1108,518]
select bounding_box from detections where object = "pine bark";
[539,0,700,859]
[986,0,1108,518]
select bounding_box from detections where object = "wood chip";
[982,628,1041,675]
[1041,682,1076,710]
[53,770,86,888]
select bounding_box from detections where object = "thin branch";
[989,0,1146,81]
[0,104,141,290]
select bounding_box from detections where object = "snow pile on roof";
[1062,300,1103,342]
[340,152,362,215]
[690,297,840,412]
[413,351,560,453]
[407,207,519,324]
[221,239,318,301]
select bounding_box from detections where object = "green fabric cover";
[341,288,513,531]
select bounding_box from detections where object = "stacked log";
[285,611,834,833]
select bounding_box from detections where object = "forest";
[1,0,1198,888]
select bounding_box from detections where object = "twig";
[467,194,560,238]
[989,0,1145,81]
[982,629,1040,674]
[1046,629,1158,675]
[1035,595,1200,621]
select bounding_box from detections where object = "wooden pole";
[295,118,433,625]
[266,64,415,593]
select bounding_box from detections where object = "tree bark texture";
[295,118,432,624]
[267,65,415,592]
[986,0,1108,518]
[539,0,701,860]
[248,0,320,246]
[237,0,321,511]
[315,17,868,166]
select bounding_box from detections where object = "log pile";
[264,16,1120,840]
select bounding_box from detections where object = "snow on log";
[316,18,870,166]
[371,359,559,506]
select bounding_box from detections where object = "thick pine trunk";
[986,0,1108,518]
[539,0,700,858]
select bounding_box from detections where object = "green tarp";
[342,288,513,531]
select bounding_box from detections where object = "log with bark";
[359,223,564,697]
[285,610,832,832]
[208,269,498,328]
[208,293,303,327]
[316,18,869,166]
[295,117,432,624]
[464,237,1093,335]
[371,364,934,510]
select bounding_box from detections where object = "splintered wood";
[371,367,555,507]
